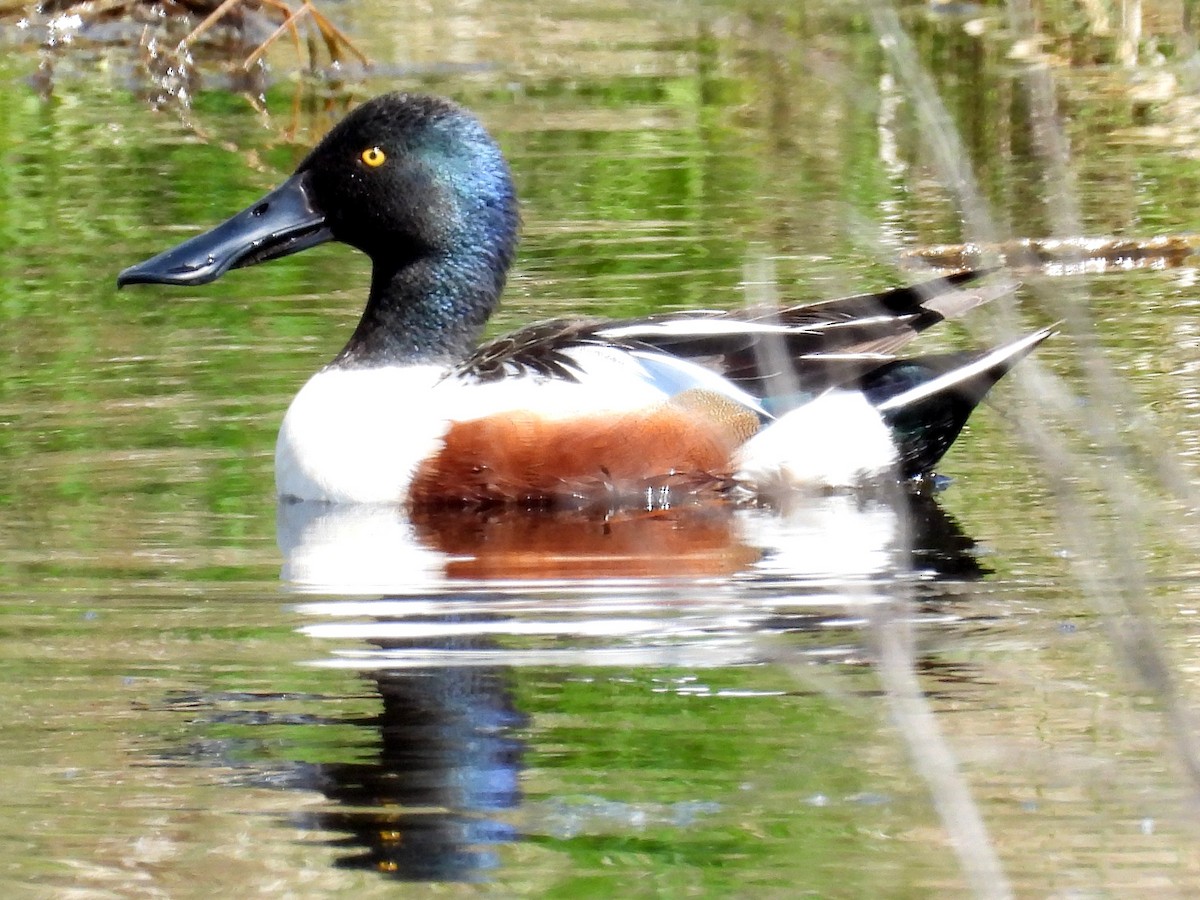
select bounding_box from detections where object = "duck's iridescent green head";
[297,93,518,269]
[119,94,521,364]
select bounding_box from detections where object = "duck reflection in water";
[278,486,984,593]
[276,499,761,880]
[154,492,990,882]
[293,651,526,881]
[264,489,986,881]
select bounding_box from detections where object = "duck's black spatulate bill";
[116,172,332,288]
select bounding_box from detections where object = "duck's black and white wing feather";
[454,270,1016,407]
[597,270,1014,363]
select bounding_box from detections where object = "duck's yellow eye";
[360,146,386,167]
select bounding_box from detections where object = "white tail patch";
[734,390,897,490]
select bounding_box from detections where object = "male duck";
[118,92,1049,506]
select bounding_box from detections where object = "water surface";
[2,1,1200,895]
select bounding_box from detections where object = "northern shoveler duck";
[118,92,1049,507]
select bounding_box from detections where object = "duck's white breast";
[276,365,448,503]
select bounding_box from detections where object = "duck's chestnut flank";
[118,92,1050,506]
[408,400,746,506]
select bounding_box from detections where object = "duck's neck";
[331,252,506,368]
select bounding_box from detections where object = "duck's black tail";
[862,327,1054,478]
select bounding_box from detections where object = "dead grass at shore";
[5,0,368,72]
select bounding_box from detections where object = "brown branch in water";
[901,234,1200,274]
[303,1,369,65]
[180,0,250,46]
[237,0,308,68]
